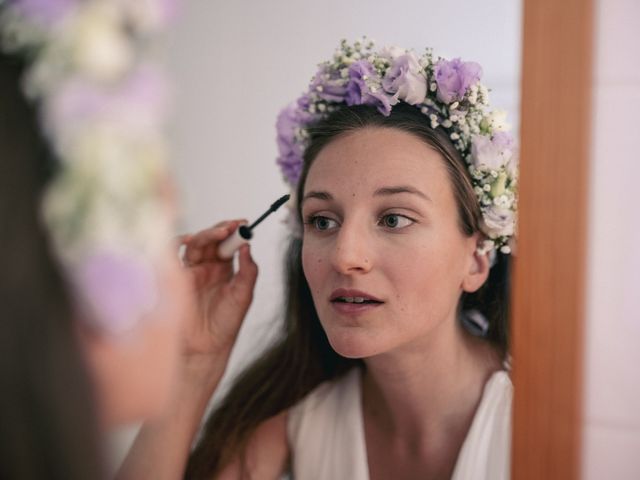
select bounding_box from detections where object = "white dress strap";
[451,370,513,480]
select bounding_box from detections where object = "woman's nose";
[329,221,373,275]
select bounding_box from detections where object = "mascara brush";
[217,194,290,259]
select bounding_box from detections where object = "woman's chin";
[326,329,386,359]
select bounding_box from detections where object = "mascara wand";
[217,194,290,259]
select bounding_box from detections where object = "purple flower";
[434,58,482,104]
[309,66,348,103]
[294,94,317,123]
[155,0,181,26]
[471,132,515,170]
[75,250,158,335]
[492,131,516,158]
[382,52,427,105]
[46,65,168,135]
[14,0,78,24]
[345,60,393,115]
[276,102,306,186]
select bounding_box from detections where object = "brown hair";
[186,104,510,478]
[0,50,105,478]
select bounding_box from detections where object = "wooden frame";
[511,0,594,478]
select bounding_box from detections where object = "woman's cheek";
[302,248,323,282]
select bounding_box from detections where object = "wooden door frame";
[511,0,594,478]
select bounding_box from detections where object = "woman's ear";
[462,236,491,293]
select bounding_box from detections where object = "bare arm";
[119,366,290,480]
[116,221,258,480]
[117,354,229,480]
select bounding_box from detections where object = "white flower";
[481,205,515,238]
[477,239,496,255]
[489,109,511,132]
[70,2,133,81]
[379,45,407,61]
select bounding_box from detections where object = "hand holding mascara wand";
[217,194,291,259]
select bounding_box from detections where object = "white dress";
[287,368,512,480]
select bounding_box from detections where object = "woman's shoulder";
[215,409,289,480]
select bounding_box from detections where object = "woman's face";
[301,127,487,359]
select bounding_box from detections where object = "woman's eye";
[380,214,413,229]
[309,216,338,231]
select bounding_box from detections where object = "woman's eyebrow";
[301,190,333,204]
[374,185,431,202]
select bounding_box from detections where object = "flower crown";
[276,39,517,254]
[1,0,177,334]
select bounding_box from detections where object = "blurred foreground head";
[1,1,191,477]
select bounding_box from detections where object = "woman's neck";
[361,317,501,445]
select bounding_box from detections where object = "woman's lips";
[331,301,383,315]
[329,288,384,315]
[330,288,383,302]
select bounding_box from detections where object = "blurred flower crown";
[1,0,178,335]
[276,38,517,254]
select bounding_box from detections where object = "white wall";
[582,0,640,478]
[109,0,522,468]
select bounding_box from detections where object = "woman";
[123,39,516,479]
[0,45,106,480]
[0,1,257,477]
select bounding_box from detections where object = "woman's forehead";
[304,128,448,197]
